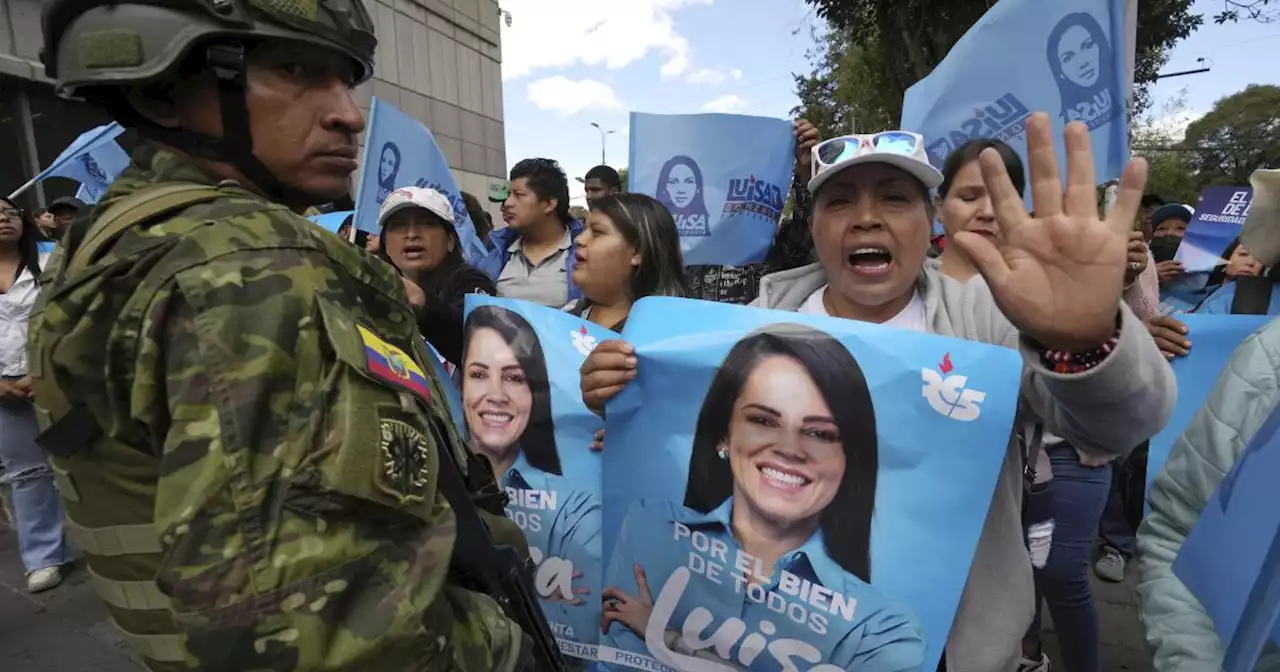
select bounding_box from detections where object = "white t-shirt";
[798,284,928,333]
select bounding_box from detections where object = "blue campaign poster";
[307,210,353,235]
[462,295,618,663]
[1176,186,1253,273]
[1174,400,1280,672]
[353,98,487,263]
[901,0,1130,204]
[598,297,1022,671]
[1145,315,1268,508]
[628,112,795,267]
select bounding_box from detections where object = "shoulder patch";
[378,418,432,503]
[358,325,432,403]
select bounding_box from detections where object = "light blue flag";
[461,295,617,663]
[306,210,354,235]
[1177,186,1253,273]
[901,0,1130,196]
[35,123,130,204]
[354,98,487,264]
[1146,315,1269,513]
[1174,399,1280,671]
[599,297,1022,671]
[629,112,795,266]
[37,241,56,270]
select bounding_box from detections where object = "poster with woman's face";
[598,297,1024,672]
[462,295,620,665]
[628,112,796,267]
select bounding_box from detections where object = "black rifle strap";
[1231,274,1275,315]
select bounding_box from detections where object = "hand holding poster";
[901,0,1131,197]
[462,295,618,663]
[1176,187,1254,273]
[354,98,488,263]
[628,112,795,267]
[598,297,1022,671]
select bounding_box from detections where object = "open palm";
[953,113,1148,352]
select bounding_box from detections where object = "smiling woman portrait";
[598,323,926,671]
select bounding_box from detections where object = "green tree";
[618,166,628,191]
[795,0,1202,134]
[1213,0,1279,23]
[1181,84,1280,186]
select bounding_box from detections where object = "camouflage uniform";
[31,0,536,669]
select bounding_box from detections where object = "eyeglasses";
[0,208,21,219]
[811,132,926,181]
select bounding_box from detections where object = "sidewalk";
[0,527,142,671]
[0,522,1153,671]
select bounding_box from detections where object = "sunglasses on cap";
[811,132,926,181]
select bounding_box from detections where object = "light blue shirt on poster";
[502,453,602,655]
[598,498,926,672]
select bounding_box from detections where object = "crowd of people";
[0,0,1275,671]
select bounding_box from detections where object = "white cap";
[377,186,454,228]
[808,133,945,195]
[1240,169,1280,266]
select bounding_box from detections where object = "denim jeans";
[0,398,70,572]
[1029,443,1112,672]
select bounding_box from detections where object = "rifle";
[426,417,567,671]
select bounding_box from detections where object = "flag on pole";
[11,122,130,203]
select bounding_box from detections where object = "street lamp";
[590,122,615,165]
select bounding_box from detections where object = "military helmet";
[42,0,377,98]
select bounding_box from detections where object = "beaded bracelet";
[1040,316,1123,375]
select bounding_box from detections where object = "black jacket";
[414,262,496,365]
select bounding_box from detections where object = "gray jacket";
[753,259,1176,672]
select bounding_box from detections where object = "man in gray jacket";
[583,113,1175,671]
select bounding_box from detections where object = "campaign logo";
[571,325,598,357]
[719,174,786,223]
[80,154,108,186]
[922,353,986,422]
[925,94,1032,167]
[1047,12,1121,130]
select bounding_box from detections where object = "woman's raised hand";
[953,112,1148,352]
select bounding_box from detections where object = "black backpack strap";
[1231,275,1274,315]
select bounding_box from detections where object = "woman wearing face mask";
[377,187,496,365]
[583,114,1174,672]
[568,193,689,331]
[0,198,70,593]
[600,325,925,670]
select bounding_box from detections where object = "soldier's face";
[173,42,366,202]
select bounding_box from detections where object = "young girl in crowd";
[0,197,70,593]
[581,114,1174,671]
[377,186,496,365]
[567,193,689,331]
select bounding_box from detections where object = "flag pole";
[1106,0,1139,216]
[7,175,40,201]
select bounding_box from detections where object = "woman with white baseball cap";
[377,186,496,365]
[581,113,1175,671]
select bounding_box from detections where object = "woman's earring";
[716,445,728,460]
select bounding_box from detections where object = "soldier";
[31,0,542,669]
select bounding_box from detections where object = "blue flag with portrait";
[1174,399,1280,672]
[628,112,795,266]
[462,295,617,663]
[901,0,1130,196]
[1145,315,1268,509]
[354,98,487,263]
[1176,186,1253,273]
[597,297,1022,671]
[35,122,130,204]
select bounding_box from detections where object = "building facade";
[0,0,507,219]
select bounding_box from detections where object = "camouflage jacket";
[29,142,526,670]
